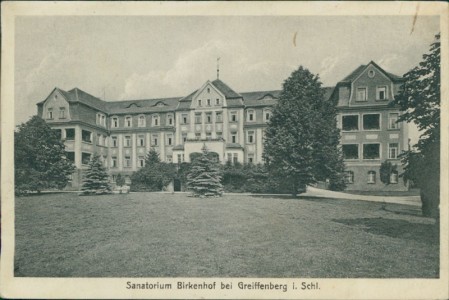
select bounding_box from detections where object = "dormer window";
[198,99,202,107]
[138,115,146,127]
[111,117,119,128]
[207,87,211,93]
[125,116,132,127]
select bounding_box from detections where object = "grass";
[14,192,438,278]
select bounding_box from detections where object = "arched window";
[367,171,376,184]
[390,170,399,184]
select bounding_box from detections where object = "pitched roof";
[107,97,180,114]
[211,79,242,99]
[340,61,403,83]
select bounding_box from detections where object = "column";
[74,125,82,168]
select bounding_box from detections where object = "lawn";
[14,192,439,278]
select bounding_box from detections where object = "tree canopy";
[15,116,75,195]
[263,66,346,196]
[130,148,176,192]
[392,33,440,218]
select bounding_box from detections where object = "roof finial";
[217,57,221,80]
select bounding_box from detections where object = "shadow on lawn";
[333,217,439,244]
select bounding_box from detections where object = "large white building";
[37,62,411,191]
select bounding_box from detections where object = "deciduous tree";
[392,33,440,218]
[14,116,75,195]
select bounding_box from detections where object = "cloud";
[318,56,343,83]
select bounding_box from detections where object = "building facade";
[37,61,410,191]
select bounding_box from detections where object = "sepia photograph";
[1,1,448,299]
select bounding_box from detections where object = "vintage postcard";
[1,1,448,299]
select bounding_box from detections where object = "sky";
[14,15,439,125]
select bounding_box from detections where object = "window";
[112,117,118,128]
[345,171,354,184]
[247,131,255,144]
[247,110,255,122]
[231,133,237,143]
[124,156,131,168]
[363,114,380,130]
[102,156,108,167]
[207,99,211,106]
[111,136,118,147]
[230,111,237,122]
[65,152,75,163]
[206,113,212,124]
[82,130,92,143]
[206,132,212,140]
[215,112,222,122]
[367,171,376,184]
[216,132,222,139]
[47,108,53,119]
[264,110,271,122]
[182,133,187,143]
[125,116,132,127]
[177,154,182,163]
[166,155,173,163]
[151,135,158,146]
[111,156,117,168]
[124,136,131,147]
[363,144,380,160]
[195,113,202,124]
[198,99,202,107]
[152,115,159,126]
[182,114,188,124]
[166,134,173,146]
[59,108,66,119]
[81,153,91,165]
[207,88,210,93]
[233,153,238,164]
[216,98,220,106]
[248,154,254,164]
[167,114,173,126]
[342,144,359,160]
[138,115,146,127]
[390,171,399,184]
[376,86,387,100]
[227,153,232,162]
[368,70,375,78]
[138,156,145,168]
[138,135,145,147]
[101,115,106,126]
[389,143,399,159]
[342,115,359,131]
[389,113,399,129]
[356,87,367,101]
[195,133,201,140]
